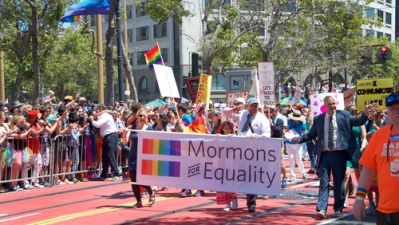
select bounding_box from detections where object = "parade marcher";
[90,104,121,181]
[285,110,308,183]
[353,92,399,224]
[222,97,245,131]
[292,95,372,219]
[128,108,155,208]
[238,97,271,213]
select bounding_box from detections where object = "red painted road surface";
[0,161,361,225]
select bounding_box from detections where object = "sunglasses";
[386,93,399,107]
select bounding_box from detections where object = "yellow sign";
[356,78,394,111]
[195,74,212,108]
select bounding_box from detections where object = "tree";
[0,0,68,101]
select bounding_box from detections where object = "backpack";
[271,117,284,138]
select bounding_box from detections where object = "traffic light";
[376,45,392,64]
[191,52,201,77]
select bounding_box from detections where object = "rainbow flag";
[142,139,181,156]
[144,43,163,70]
[60,0,110,22]
[142,160,180,177]
[62,15,82,23]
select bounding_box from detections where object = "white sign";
[258,62,275,106]
[136,131,282,195]
[153,64,180,98]
[311,93,344,116]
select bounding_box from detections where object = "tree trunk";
[105,0,117,106]
[121,42,138,102]
[30,1,40,101]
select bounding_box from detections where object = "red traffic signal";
[376,45,392,63]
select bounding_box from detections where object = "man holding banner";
[238,97,271,212]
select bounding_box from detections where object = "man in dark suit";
[292,96,373,219]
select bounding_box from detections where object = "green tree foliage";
[42,30,98,98]
[141,0,191,24]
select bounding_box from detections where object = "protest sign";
[343,87,356,106]
[258,62,275,106]
[196,74,212,108]
[153,64,180,98]
[227,92,249,107]
[311,93,344,116]
[356,78,394,111]
[137,131,282,196]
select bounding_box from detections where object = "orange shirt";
[360,125,399,213]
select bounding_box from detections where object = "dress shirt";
[238,111,271,137]
[323,113,343,151]
[92,112,118,137]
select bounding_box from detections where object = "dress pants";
[316,150,347,213]
[100,133,120,178]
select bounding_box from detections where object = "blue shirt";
[287,120,306,144]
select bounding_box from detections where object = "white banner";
[311,92,344,116]
[136,131,282,196]
[153,64,180,98]
[258,62,275,107]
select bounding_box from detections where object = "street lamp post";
[115,0,125,102]
[0,32,4,101]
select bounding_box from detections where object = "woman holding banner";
[128,108,155,208]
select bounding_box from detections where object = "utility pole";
[123,0,130,94]
[96,15,104,104]
[116,0,125,102]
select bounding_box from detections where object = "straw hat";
[288,110,305,122]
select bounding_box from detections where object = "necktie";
[328,115,334,149]
[241,114,252,133]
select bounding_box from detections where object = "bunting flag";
[60,0,110,22]
[144,43,164,70]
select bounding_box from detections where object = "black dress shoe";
[248,205,256,213]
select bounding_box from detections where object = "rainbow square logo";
[142,160,180,177]
[142,139,181,156]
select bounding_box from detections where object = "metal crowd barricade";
[0,130,126,189]
[0,135,52,186]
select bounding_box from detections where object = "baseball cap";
[247,97,259,105]
[234,97,245,105]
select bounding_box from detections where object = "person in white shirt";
[223,97,246,131]
[90,104,120,181]
[238,97,271,213]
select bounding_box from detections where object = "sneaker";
[63,179,73,184]
[366,204,376,215]
[132,202,143,208]
[149,192,156,206]
[179,189,191,197]
[23,183,33,190]
[193,190,205,197]
[92,176,106,181]
[71,178,79,183]
[248,205,256,213]
[56,180,66,185]
[81,178,88,182]
[32,183,44,188]
[317,210,327,219]
[281,178,288,188]
[223,203,231,211]
[303,173,308,180]
[11,185,22,192]
[334,211,344,218]
[231,199,238,209]
[0,186,9,193]
[112,176,121,182]
[290,178,297,184]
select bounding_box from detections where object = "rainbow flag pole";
[144,42,164,70]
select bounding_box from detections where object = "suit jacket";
[300,110,368,168]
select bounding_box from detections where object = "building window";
[137,51,146,65]
[240,0,265,11]
[385,12,391,27]
[365,7,374,19]
[127,29,133,43]
[386,0,392,5]
[212,74,226,90]
[283,0,296,13]
[230,75,249,91]
[136,2,147,17]
[205,0,230,9]
[139,76,149,91]
[377,32,384,38]
[365,29,374,38]
[160,48,168,63]
[257,27,265,37]
[385,33,392,41]
[126,5,132,19]
[136,26,149,41]
[153,23,168,39]
[377,10,383,21]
